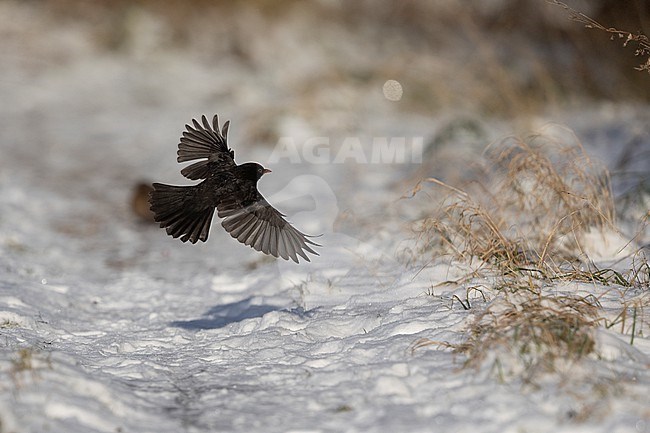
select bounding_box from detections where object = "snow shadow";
[169,296,280,330]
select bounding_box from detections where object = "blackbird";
[149,114,319,263]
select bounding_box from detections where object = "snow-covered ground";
[0,2,649,432]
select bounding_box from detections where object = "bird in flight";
[149,114,319,263]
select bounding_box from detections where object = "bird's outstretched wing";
[177,114,236,180]
[217,193,320,263]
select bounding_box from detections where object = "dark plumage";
[149,114,319,263]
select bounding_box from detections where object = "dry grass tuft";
[415,129,615,277]
[457,291,600,382]
[408,129,645,383]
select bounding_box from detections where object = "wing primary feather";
[182,130,213,145]
[254,222,265,253]
[229,214,256,238]
[201,115,220,142]
[281,230,293,261]
[238,222,258,244]
[248,222,264,248]
[190,119,214,143]
[284,229,308,262]
[212,114,221,136]
[222,120,230,140]
[285,230,303,262]
[258,223,268,254]
[277,230,291,261]
[270,225,280,257]
[282,226,300,256]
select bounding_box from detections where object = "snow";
[1,2,649,433]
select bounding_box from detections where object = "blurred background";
[4,0,649,113]
[1,0,648,255]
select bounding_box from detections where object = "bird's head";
[239,162,272,181]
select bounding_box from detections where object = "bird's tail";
[149,183,215,243]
